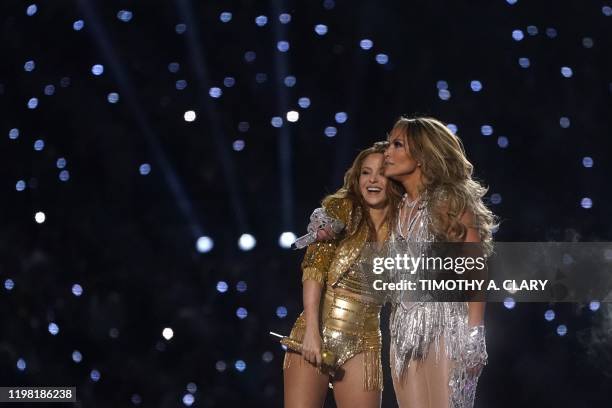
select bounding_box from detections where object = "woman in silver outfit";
[383,116,496,408]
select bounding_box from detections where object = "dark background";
[1,0,611,406]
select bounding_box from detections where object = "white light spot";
[315,24,328,35]
[209,87,222,98]
[286,111,299,122]
[255,15,268,26]
[107,92,120,103]
[184,110,196,122]
[582,156,593,168]
[91,64,104,76]
[196,236,213,253]
[298,97,311,108]
[375,54,389,64]
[238,233,256,251]
[271,116,283,128]
[73,20,84,31]
[72,350,82,363]
[470,80,483,92]
[279,232,296,248]
[360,39,373,50]
[324,126,337,137]
[503,297,515,309]
[220,12,232,23]
[216,281,228,293]
[35,211,46,224]
[544,309,555,321]
[72,284,83,296]
[139,163,151,175]
[580,197,592,209]
[512,29,524,41]
[518,57,530,68]
[335,112,348,124]
[48,322,60,335]
[556,324,567,336]
[162,327,174,340]
[232,139,245,151]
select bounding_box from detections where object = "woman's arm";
[301,280,323,366]
[461,210,486,326]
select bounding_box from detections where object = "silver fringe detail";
[389,193,487,408]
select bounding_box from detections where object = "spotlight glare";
[544,309,555,321]
[271,117,283,128]
[238,233,256,251]
[279,232,296,248]
[335,112,348,124]
[209,87,222,98]
[324,126,337,137]
[162,327,174,340]
[298,97,311,108]
[73,20,84,31]
[184,110,196,122]
[175,23,187,34]
[279,13,292,24]
[286,111,299,122]
[580,197,592,209]
[582,156,593,168]
[139,163,151,175]
[375,53,389,64]
[107,92,120,103]
[556,324,567,336]
[359,39,373,50]
[91,64,104,76]
[314,24,328,35]
[196,236,214,253]
[117,10,133,22]
[220,12,232,23]
[255,15,268,26]
[503,297,516,309]
[35,211,46,224]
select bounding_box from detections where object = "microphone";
[292,218,345,249]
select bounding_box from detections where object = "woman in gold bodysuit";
[283,143,402,407]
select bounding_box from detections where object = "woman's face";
[359,153,388,209]
[384,129,420,179]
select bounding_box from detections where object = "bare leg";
[283,351,330,408]
[332,353,381,408]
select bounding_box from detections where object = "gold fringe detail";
[363,348,383,391]
[301,267,325,285]
[283,317,306,370]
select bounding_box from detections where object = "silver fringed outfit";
[389,194,487,408]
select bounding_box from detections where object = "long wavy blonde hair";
[323,142,404,241]
[391,116,497,251]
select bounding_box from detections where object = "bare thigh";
[332,353,381,408]
[391,343,452,408]
[283,352,330,408]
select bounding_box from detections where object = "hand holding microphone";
[292,208,345,249]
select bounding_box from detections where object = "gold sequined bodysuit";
[283,197,385,391]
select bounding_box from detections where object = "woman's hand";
[301,326,323,366]
[315,224,336,241]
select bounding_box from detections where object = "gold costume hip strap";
[323,289,381,334]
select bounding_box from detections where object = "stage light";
[187,383,197,393]
[276,306,288,318]
[470,80,483,92]
[216,281,228,293]
[107,329,117,339]
[375,54,389,64]
[195,236,214,254]
[16,180,26,191]
[35,211,46,224]
[219,12,232,23]
[314,24,328,36]
[223,77,235,87]
[236,307,248,319]
[209,87,222,98]
[512,30,524,41]
[234,360,246,372]
[73,20,84,31]
[580,197,592,209]
[279,13,292,24]
[72,284,83,296]
[4,279,14,290]
[491,193,502,205]
[60,77,70,87]
[139,163,151,175]
[298,97,311,108]
[324,126,337,137]
[506,0,517,5]
[271,117,283,128]
[117,10,133,22]
[335,112,347,124]
[215,361,227,372]
[255,16,268,26]
[48,322,60,335]
[545,28,557,38]
[233,140,245,151]
[518,57,530,68]
[589,301,600,311]
[56,158,66,168]
[9,128,19,139]
[286,111,299,122]
[107,92,119,103]
[556,324,567,336]
[255,73,267,83]
[603,6,612,16]
[279,232,296,248]
[28,97,38,109]
[582,157,593,168]
[262,352,274,363]
[44,84,55,95]
[91,64,104,76]
[360,39,373,50]
[162,327,174,340]
[447,124,458,134]
[503,297,515,309]
[17,358,26,371]
[238,121,249,132]
[284,76,296,87]
[497,136,509,148]
[561,66,573,78]
[244,51,256,62]
[168,62,180,73]
[131,394,142,405]
[72,350,82,363]
[582,37,594,48]
[481,125,493,136]
[90,369,101,382]
[26,4,37,16]
[527,25,538,35]
[323,0,335,10]
[238,233,256,251]
[236,281,247,292]
[34,139,44,151]
[24,60,35,72]
[175,80,187,90]
[544,309,555,321]
[277,41,290,52]
[175,23,186,34]
[436,80,448,90]
[184,110,196,122]
[438,89,450,100]
[182,393,195,406]
[559,117,570,128]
